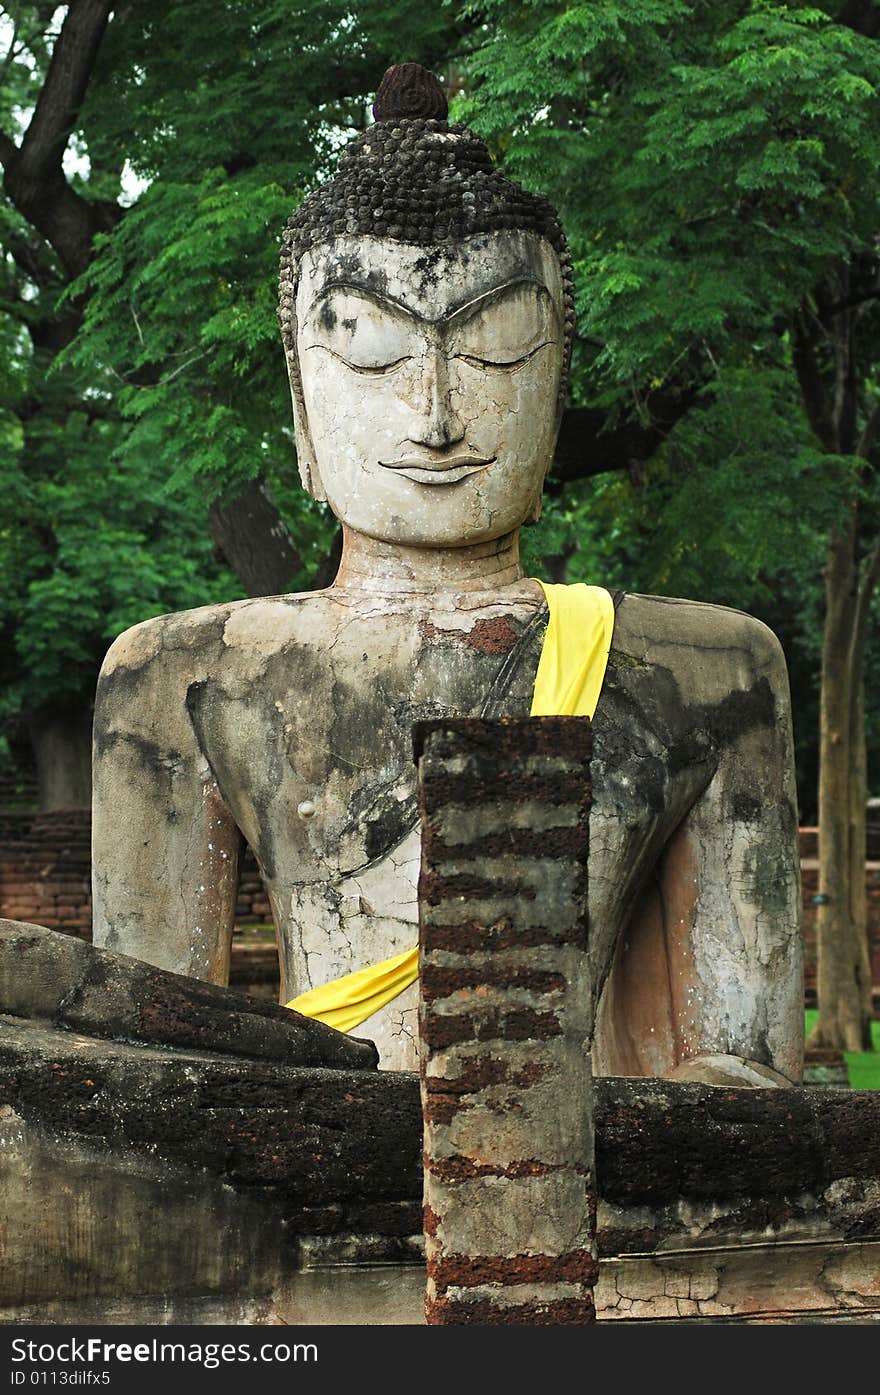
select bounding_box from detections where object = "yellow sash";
[285,582,615,1033]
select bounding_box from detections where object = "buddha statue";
[90,65,803,1085]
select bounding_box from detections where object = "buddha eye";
[311,346,413,375]
[456,341,555,371]
[304,290,419,375]
[352,356,413,376]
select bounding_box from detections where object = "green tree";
[0,4,243,805]
[0,1,481,798]
[0,0,678,800]
[0,376,241,807]
[3,0,878,1053]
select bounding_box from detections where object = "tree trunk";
[848,679,873,1039]
[811,515,873,1051]
[25,706,93,812]
[208,476,307,597]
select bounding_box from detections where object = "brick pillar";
[414,716,596,1326]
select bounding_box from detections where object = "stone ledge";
[0,918,375,1070]
[2,1019,878,1319]
[0,1016,419,1209]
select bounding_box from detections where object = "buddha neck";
[332,525,529,597]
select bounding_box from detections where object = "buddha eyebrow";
[308,277,554,327]
[446,278,556,328]
[310,281,421,324]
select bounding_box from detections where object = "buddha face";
[292,231,564,547]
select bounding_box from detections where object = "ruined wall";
[1,909,879,1323]
[0,807,273,946]
[800,828,880,1002]
[0,810,92,934]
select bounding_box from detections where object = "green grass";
[805,1010,880,1089]
[233,922,276,940]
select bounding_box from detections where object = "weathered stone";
[2,1008,878,1323]
[0,919,377,1071]
[416,718,596,1325]
[0,1016,419,1207]
[0,1013,422,1320]
[595,1238,880,1322]
[595,1076,880,1211]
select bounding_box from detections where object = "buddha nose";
[412,346,465,449]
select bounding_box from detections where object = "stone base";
[0,1013,423,1322]
[3,1012,879,1325]
[3,1265,428,1328]
[11,1248,879,1327]
[803,1049,850,1089]
[596,1234,880,1322]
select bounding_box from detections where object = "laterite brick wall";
[0,808,273,937]
[415,716,598,1325]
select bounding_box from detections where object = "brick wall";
[0,769,36,811]
[0,810,92,935]
[416,716,598,1325]
[0,807,274,936]
[800,828,880,1002]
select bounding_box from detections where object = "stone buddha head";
[278,64,575,550]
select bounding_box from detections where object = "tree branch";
[848,531,880,730]
[2,0,121,278]
[856,399,880,460]
[832,306,857,456]
[550,385,706,486]
[208,477,306,597]
[16,0,113,178]
[6,230,56,290]
[792,315,835,451]
[0,12,20,89]
[0,127,18,166]
[860,538,880,598]
[836,0,880,39]
[824,288,880,318]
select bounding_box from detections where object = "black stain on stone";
[703,677,776,747]
[732,793,764,823]
[186,677,281,882]
[91,719,183,790]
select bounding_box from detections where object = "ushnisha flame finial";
[372,62,449,122]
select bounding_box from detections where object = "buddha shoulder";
[610,592,788,696]
[96,592,337,702]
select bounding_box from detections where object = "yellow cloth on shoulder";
[530,581,615,721]
[285,581,615,1033]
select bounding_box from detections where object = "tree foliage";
[0,5,240,766]
[466,0,880,1048]
[0,0,467,773]
[67,0,468,510]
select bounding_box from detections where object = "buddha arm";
[91,616,241,983]
[658,618,804,1085]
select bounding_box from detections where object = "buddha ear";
[524,489,543,526]
[524,446,555,526]
[524,376,566,525]
[287,367,328,503]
